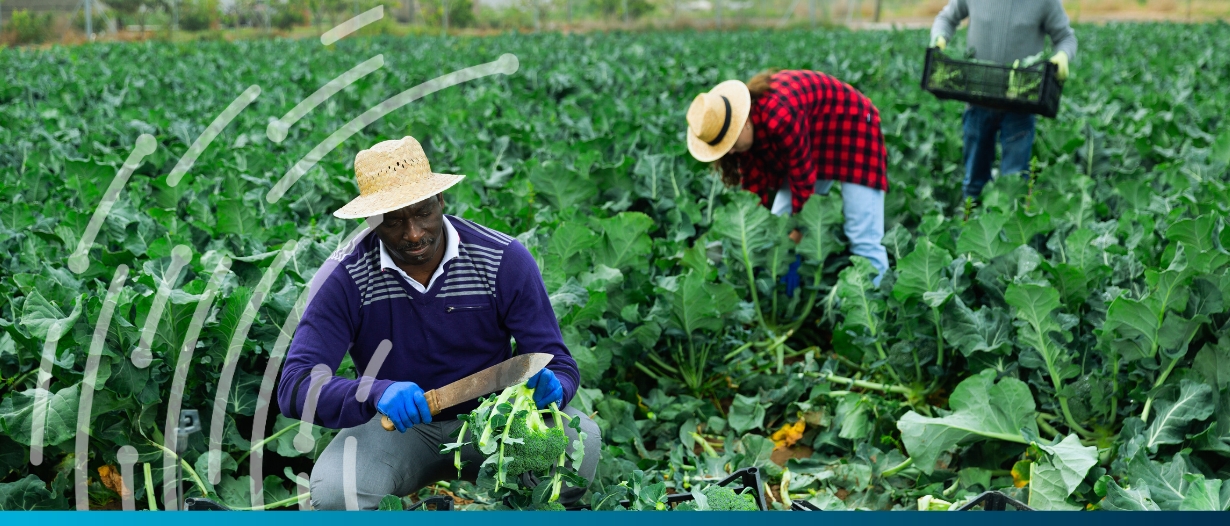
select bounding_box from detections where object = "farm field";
[1,23,1229,511]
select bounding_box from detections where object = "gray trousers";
[309,406,600,510]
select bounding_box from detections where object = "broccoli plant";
[444,384,589,510]
[699,485,759,511]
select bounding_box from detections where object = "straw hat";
[686,80,752,163]
[333,136,465,219]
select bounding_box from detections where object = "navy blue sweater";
[277,216,578,428]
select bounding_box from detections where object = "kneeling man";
[278,136,599,510]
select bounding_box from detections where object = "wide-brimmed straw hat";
[333,136,465,219]
[686,80,752,163]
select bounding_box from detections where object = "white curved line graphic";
[207,241,297,484]
[294,364,334,454]
[267,55,385,144]
[116,445,138,511]
[321,6,384,46]
[167,85,262,187]
[247,219,377,507]
[342,436,359,510]
[296,471,311,510]
[73,264,129,508]
[265,54,520,204]
[246,287,309,509]
[68,135,156,274]
[132,244,192,369]
[30,315,74,466]
[355,339,392,403]
[157,258,232,507]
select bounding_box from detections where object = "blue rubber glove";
[377,382,431,433]
[526,368,563,409]
[781,255,802,298]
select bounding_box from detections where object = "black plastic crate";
[787,490,1033,512]
[614,467,767,511]
[953,491,1034,511]
[921,47,1063,118]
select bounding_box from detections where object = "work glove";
[1050,51,1070,82]
[781,255,802,298]
[377,382,431,432]
[526,367,563,409]
[931,36,947,50]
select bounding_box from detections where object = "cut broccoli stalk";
[467,384,571,498]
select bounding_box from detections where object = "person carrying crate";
[685,70,890,290]
[930,0,1077,199]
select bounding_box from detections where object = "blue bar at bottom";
[0,511,1220,525]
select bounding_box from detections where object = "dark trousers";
[962,105,1036,198]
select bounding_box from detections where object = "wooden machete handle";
[380,389,441,431]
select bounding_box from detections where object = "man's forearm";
[930,0,966,42]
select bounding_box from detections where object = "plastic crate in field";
[921,47,1064,118]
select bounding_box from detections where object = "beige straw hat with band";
[686,79,752,163]
[333,136,465,219]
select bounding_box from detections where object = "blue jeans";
[772,180,888,287]
[962,106,1036,198]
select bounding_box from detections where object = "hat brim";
[332,172,466,219]
[687,79,753,163]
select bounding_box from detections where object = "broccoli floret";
[536,501,566,511]
[504,402,567,476]
[701,485,758,511]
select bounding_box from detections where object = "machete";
[380,352,554,431]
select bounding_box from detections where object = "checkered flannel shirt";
[732,70,889,213]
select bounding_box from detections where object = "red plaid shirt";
[732,70,889,214]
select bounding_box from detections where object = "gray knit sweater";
[931,0,1077,65]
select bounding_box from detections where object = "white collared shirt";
[379,216,460,293]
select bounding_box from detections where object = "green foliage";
[7,10,54,45]
[1,23,1228,512]
[180,0,221,31]
[897,370,1036,474]
[421,0,477,28]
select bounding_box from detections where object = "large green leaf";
[727,394,765,435]
[1028,460,1082,511]
[1103,296,1160,361]
[1005,283,1076,386]
[1193,389,1230,456]
[0,475,55,510]
[1119,446,1201,510]
[547,222,600,276]
[668,270,736,337]
[942,297,1013,356]
[956,212,1012,261]
[528,159,598,210]
[1034,434,1098,497]
[1100,476,1161,511]
[897,369,1037,473]
[1166,215,1230,274]
[711,191,773,270]
[18,290,83,341]
[795,192,844,266]
[593,212,654,272]
[0,384,80,447]
[836,257,886,339]
[892,239,953,304]
[1145,379,1215,448]
[1179,474,1228,511]
[216,197,261,238]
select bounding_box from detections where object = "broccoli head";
[536,501,566,511]
[701,485,758,511]
[505,407,568,476]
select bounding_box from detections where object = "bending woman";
[685,69,890,288]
